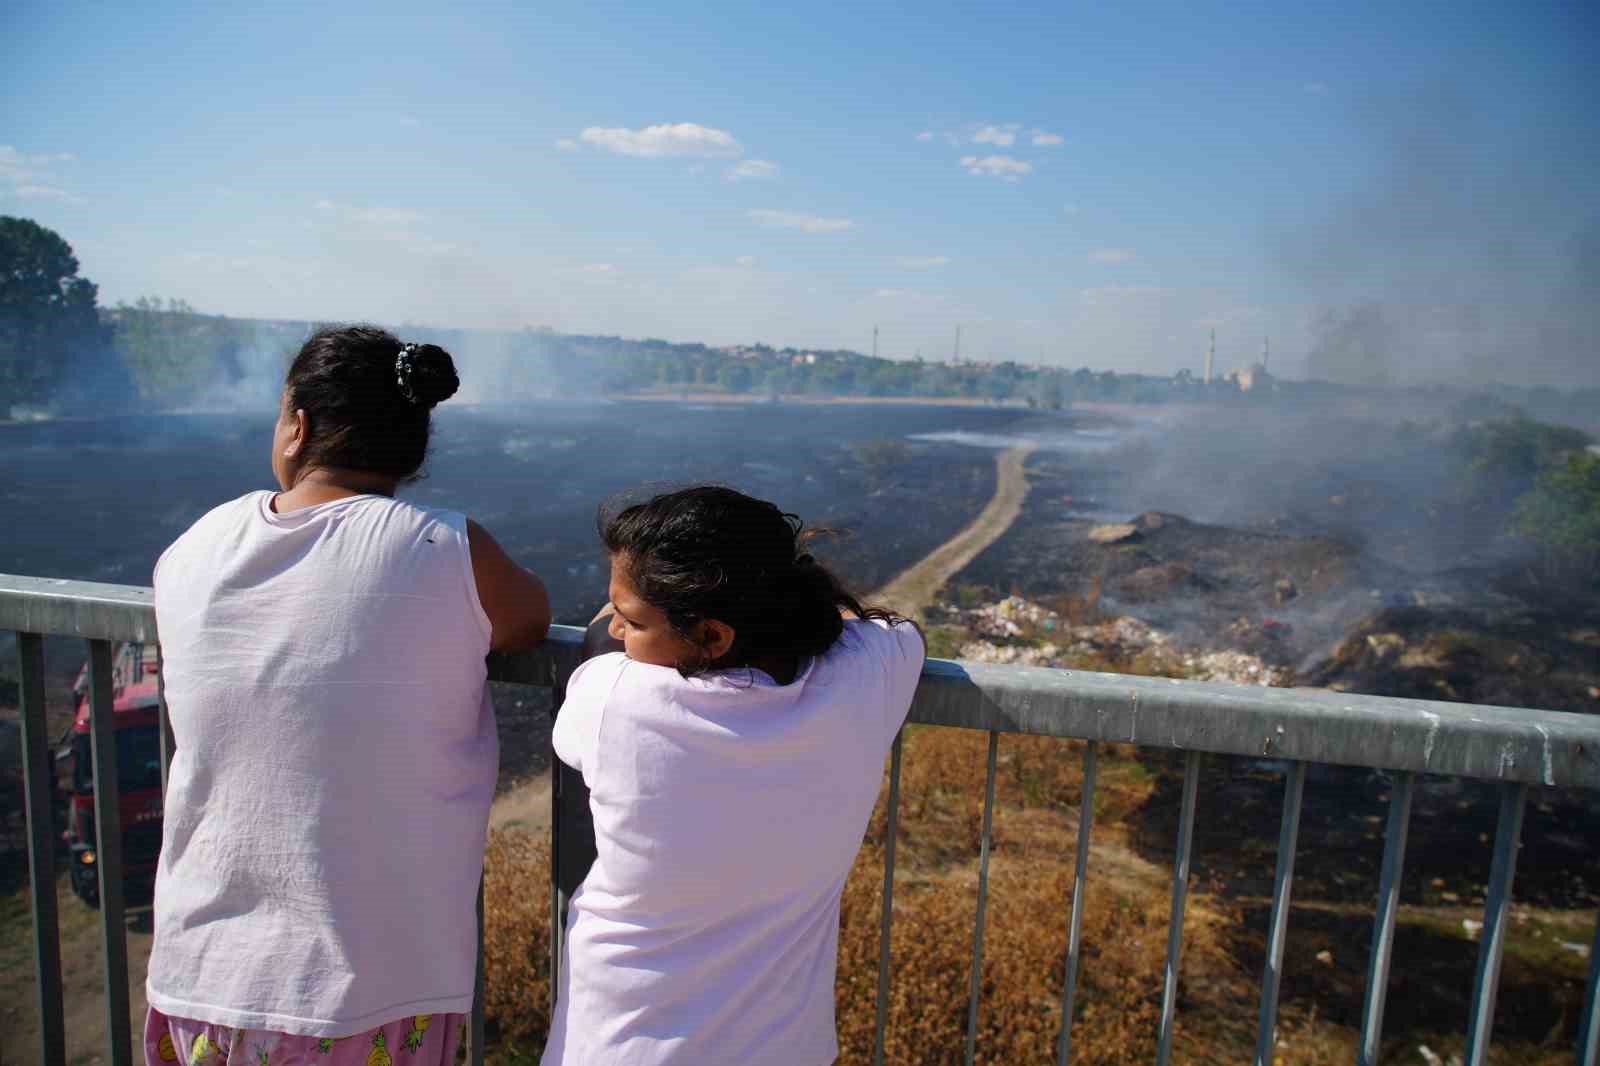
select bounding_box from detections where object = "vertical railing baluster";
[19,632,65,1066]
[1578,909,1600,1066]
[87,639,132,1066]
[963,731,1000,1066]
[550,673,587,1013]
[467,875,486,1066]
[1055,742,1098,1066]
[872,730,904,1066]
[1156,750,1203,1066]
[1253,760,1308,1066]
[1463,782,1528,1066]
[549,735,564,1013]
[1358,771,1414,1066]
[156,644,174,792]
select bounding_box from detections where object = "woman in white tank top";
[145,327,550,1066]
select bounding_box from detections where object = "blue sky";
[3,1,1596,381]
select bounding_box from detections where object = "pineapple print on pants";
[368,1031,392,1066]
[156,1033,179,1061]
[188,1032,223,1064]
[403,1015,431,1052]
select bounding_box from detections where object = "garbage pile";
[944,595,1288,687]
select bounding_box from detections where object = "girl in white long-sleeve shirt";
[543,486,924,1066]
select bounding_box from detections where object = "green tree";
[1512,452,1600,580]
[0,216,112,410]
[1452,414,1592,504]
[113,296,251,401]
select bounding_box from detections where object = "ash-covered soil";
[951,415,1599,714]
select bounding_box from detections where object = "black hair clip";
[394,343,420,404]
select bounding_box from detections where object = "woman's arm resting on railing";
[467,519,552,652]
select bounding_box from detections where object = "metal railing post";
[156,644,174,792]
[1358,771,1415,1066]
[466,875,486,1066]
[18,631,66,1066]
[1253,760,1307,1065]
[87,639,133,1066]
[1463,782,1528,1066]
[963,731,1001,1066]
[1156,750,1203,1066]
[872,730,904,1066]
[1579,910,1600,1066]
[1055,742,1098,1066]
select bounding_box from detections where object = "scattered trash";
[950,595,1288,686]
[1088,522,1140,544]
[1557,940,1591,959]
[1315,949,1333,965]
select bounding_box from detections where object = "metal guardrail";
[5,572,1600,1066]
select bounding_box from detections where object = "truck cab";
[58,643,165,905]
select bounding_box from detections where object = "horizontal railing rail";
[4,572,1599,1066]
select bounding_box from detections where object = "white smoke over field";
[1276,82,1600,388]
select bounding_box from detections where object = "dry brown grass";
[480,730,1592,1065]
[482,830,551,1052]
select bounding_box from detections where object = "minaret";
[872,326,879,360]
[1262,336,1269,371]
[1204,329,1215,385]
[953,325,962,363]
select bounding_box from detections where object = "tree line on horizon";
[5,215,1599,424]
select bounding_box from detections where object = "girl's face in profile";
[607,555,734,670]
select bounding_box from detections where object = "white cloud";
[972,124,1020,146]
[897,255,949,268]
[1087,247,1135,264]
[1078,285,1162,302]
[915,131,934,142]
[736,255,757,267]
[747,209,854,233]
[578,122,742,158]
[310,199,453,253]
[314,200,426,229]
[15,184,78,201]
[1,146,82,203]
[555,138,579,151]
[959,154,1032,181]
[561,263,616,275]
[726,159,779,181]
[1031,130,1064,146]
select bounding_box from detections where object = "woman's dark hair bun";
[403,344,460,407]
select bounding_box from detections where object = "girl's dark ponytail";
[601,486,903,678]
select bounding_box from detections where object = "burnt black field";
[1,400,1036,630]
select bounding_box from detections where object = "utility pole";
[1205,329,1215,385]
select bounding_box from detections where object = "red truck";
[58,643,165,906]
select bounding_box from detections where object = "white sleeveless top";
[148,491,497,1037]
[543,619,925,1066]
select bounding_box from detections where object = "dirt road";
[872,444,1036,620]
